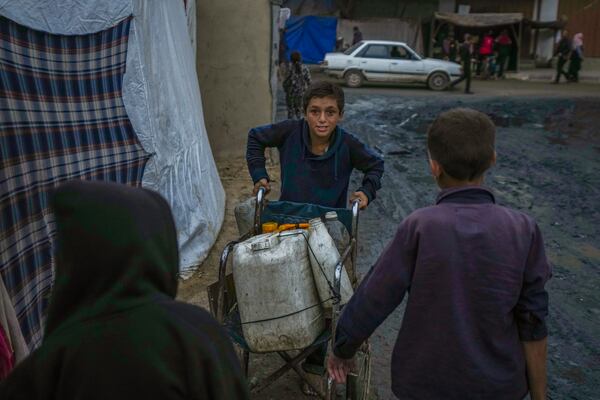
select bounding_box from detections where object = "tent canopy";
[434,12,523,28]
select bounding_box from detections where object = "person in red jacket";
[477,30,494,76]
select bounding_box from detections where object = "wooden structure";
[559,0,600,57]
[429,12,524,71]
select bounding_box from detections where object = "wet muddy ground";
[342,95,600,399]
[179,85,600,399]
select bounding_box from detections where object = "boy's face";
[305,96,343,141]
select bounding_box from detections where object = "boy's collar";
[436,185,495,205]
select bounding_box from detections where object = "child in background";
[283,51,311,119]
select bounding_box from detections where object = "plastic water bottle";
[234,197,256,236]
[308,218,353,308]
[324,211,350,257]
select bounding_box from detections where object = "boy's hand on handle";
[327,353,354,384]
[350,191,368,209]
[253,178,271,196]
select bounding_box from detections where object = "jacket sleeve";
[333,217,417,359]
[515,221,551,342]
[347,133,384,203]
[192,326,250,400]
[246,120,294,184]
[171,304,250,400]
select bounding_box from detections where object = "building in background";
[192,0,599,161]
[438,0,599,60]
[559,0,600,58]
[282,0,435,54]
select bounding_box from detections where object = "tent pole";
[413,16,422,51]
[430,21,445,58]
[533,0,541,62]
[510,23,520,73]
[518,20,522,72]
[533,28,539,60]
[429,17,435,57]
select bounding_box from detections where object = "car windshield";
[411,49,423,59]
[343,42,363,55]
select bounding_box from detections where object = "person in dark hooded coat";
[0,180,249,400]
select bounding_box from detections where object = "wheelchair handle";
[253,186,267,235]
[351,198,360,240]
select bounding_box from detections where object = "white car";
[322,40,462,90]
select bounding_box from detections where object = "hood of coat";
[300,119,345,181]
[44,180,179,336]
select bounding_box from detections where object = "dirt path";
[179,91,600,399]
[343,95,600,400]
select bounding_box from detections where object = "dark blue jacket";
[333,186,551,399]
[246,119,384,208]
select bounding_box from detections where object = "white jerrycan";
[232,229,324,352]
[307,218,353,309]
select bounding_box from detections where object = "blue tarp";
[285,16,337,64]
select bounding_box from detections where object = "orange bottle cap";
[262,222,278,233]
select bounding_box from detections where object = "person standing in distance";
[352,26,363,45]
[553,30,571,83]
[450,34,474,94]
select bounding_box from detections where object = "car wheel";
[428,72,449,91]
[345,70,363,88]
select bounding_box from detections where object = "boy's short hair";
[427,108,495,181]
[302,81,345,114]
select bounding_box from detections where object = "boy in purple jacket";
[328,108,551,400]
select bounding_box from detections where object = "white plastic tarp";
[0,0,225,276]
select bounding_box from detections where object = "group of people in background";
[442,29,513,81]
[446,28,585,93]
[554,30,584,83]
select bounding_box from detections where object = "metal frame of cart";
[207,187,371,399]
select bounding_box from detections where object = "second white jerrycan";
[308,218,353,308]
[324,211,350,256]
[234,197,256,236]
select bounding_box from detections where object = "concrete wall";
[196,1,273,159]
[439,0,456,13]
[534,0,559,63]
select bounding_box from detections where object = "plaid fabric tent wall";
[0,15,150,348]
[0,0,226,351]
